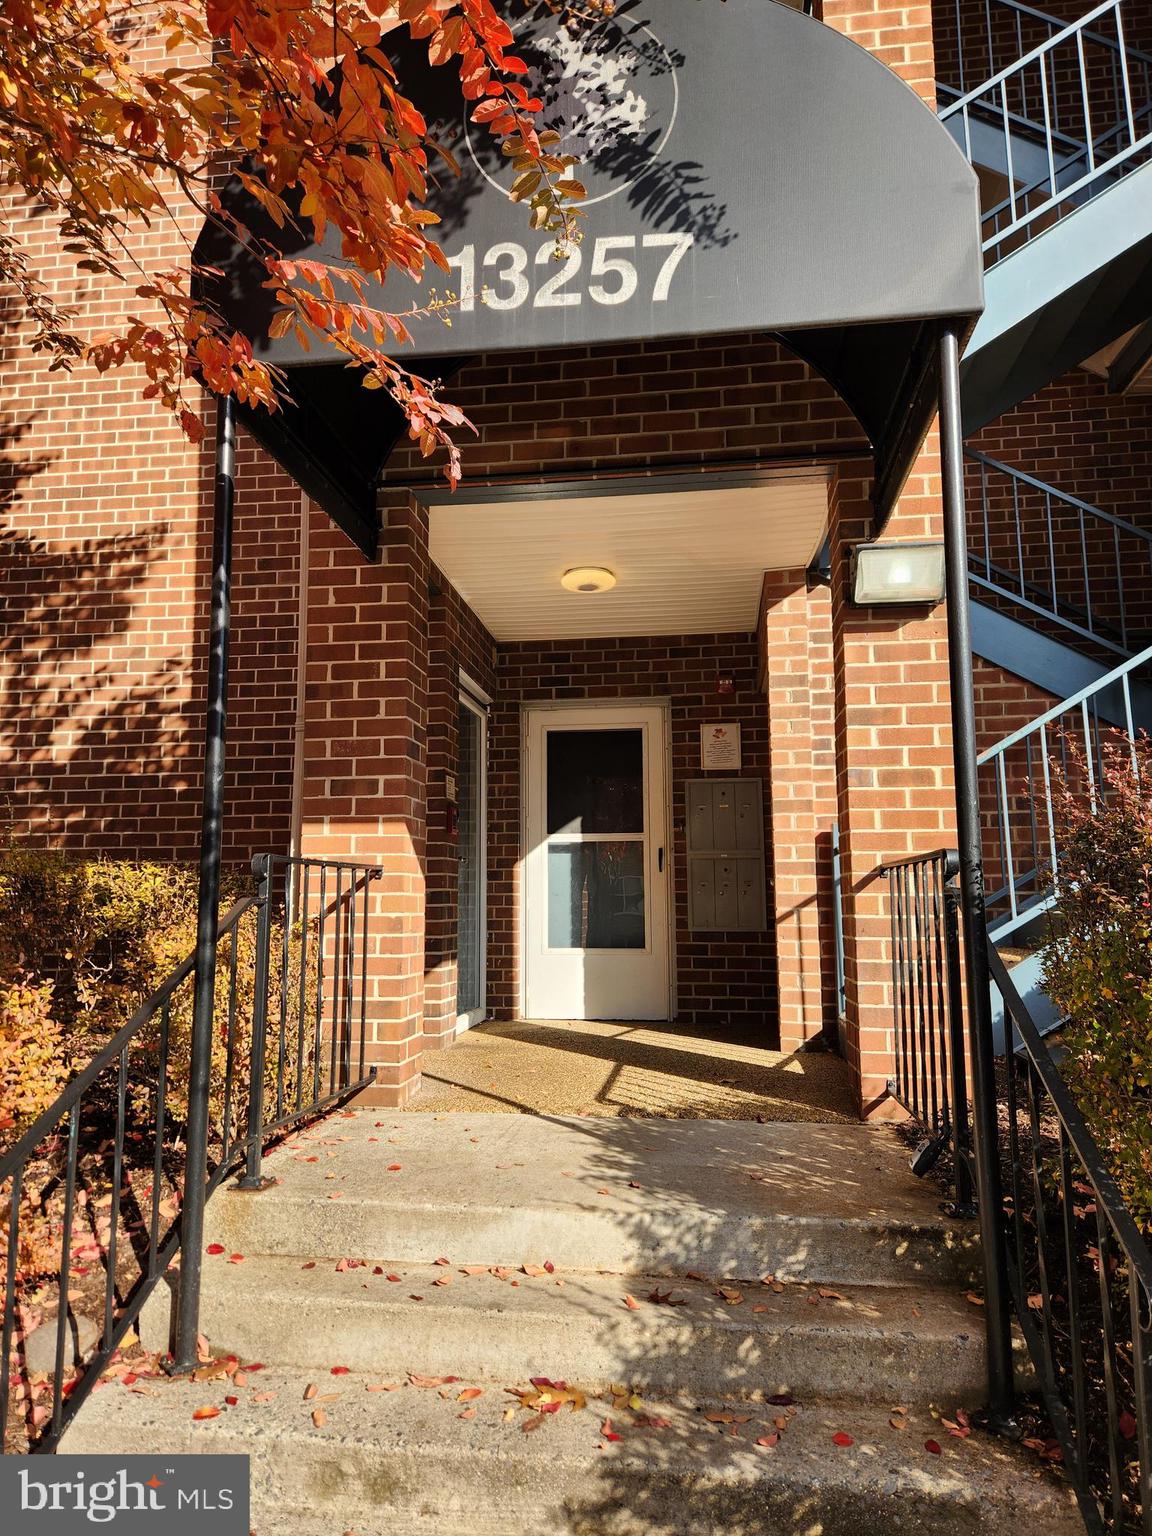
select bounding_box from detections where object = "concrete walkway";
[407,1019,856,1120]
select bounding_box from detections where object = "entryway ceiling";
[427,475,830,641]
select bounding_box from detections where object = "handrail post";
[939,324,1018,1430]
[942,858,977,1216]
[169,394,237,1375]
[237,854,276,1190]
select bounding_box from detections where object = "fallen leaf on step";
[458,1406,477,1420]
[818,1287,843,1300]
[433,1275,452,1288]
[752,1304,769,1314]
[685,1271,710,1283]
[964,1291,984,1307]
[434,1257,451,1267]
[387,1165,402,1173]
[521,1414,546,1434]
[522,1264,548,1277]
[227,1253,245,1264]
[457,1388,484,1402]
[716,1287,743,1305]
[756,1434,779,1448]
[925,1439,942,1455]
[386,1273,402,1283]
[191,1405,220,1421]
[232,1372,248,1388]
[252,1392,277,1403]
[304,1383,318,1400]
[409,1374,461,1388]
[889,1413,908,1431]
[1119,1410,1138,1439]
[622,1294,641,1310]
[364,1383,402,1393]
[460,1265,488,1276]
[224,1395,239,1406]
[832,1431,854,1447]
[205,1244,224,1256]
[647,1289,688,1306]
[311,1408,327,1428]
[331,1366,350,1376]
[301,1262,316,1270]
[600,1417,621,1442]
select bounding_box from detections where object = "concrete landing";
[407,1019,857,1120]
[65,1363,1082,1536]
[203,1113,979,1286]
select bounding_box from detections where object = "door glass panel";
[456,702,483,1015]
[547,729,644,834]
[547,842,645,950]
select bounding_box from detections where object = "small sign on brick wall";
[700,723,741,771]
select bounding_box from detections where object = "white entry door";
[524,705,670,1021]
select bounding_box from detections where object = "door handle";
[658,846,665,873]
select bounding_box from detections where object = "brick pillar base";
[299,492,430,1106]
[828,453,958,1119]
[761,571,838,1052]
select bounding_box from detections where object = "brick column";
[298,491,430,1105]
[827,455,958,1118]
[761,571,838,1052]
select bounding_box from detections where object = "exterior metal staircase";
[962,447,1152,1048]
[938,0,1152,430]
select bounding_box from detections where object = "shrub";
[0,975,68,1140]
[1042,734,1152,1222]
[0,851,316,1153]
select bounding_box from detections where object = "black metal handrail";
[0,852,380,1453]
[989,947,1152,1533]
[879,849,974,1210]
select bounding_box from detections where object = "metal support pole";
[938,323,1017,1430]
[170,394,237,1373]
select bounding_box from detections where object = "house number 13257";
[445,232,694,312]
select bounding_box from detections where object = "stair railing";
[976,641,1152,941]
[0,852,380,1453]
[878,850,975,1209]
[966,450,1152,658]
[940,0,1152,121]
[987,947,1152,1533]
[939,0,1152,258]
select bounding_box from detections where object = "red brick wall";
[387,334,864,485]
[489,633,777,1035]
[760,572,841,1051]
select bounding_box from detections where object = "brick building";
[4,0,1152,1124]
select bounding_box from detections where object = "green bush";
[1042,734,1152,1222]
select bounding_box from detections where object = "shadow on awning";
[196,0,983,557]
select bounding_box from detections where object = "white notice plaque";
[700,723,741,771]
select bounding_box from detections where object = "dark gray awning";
[197,0,983,556]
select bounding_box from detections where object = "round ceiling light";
[560,566,617,594]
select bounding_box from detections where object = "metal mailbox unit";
[685,779,767,932]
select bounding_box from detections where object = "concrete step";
[64,1363,1081,1536]
[210,1113,979,1287]
[143,1257,991,1403]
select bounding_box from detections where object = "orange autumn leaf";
[191,1405,220,1421]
